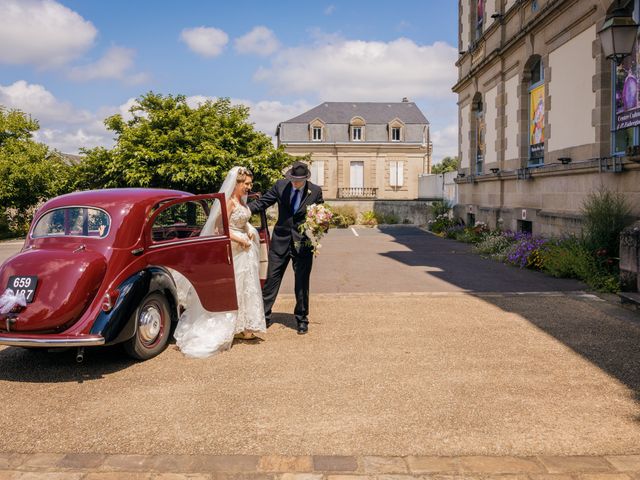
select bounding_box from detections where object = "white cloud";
[255,36,457,102]
[0,80,125,153]
[0,0,96,68]
[235,26,280,56]
[0,80,308,153]
[234,99,312,137]
[68,46,149,84]
[185,95,310,138]
[430,123,458,163]
[180,26,229,58]
[0,80,91,124]
[324,5,335,15]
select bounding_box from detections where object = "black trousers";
[262,240,313,321]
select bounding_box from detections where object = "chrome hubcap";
[138,304,162,346]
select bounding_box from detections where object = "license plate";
[6,276,38,303]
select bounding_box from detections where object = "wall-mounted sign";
[529,84,544,160]
[615,32,640,130]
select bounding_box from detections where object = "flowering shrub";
[504,235,549,269]
[428,214,458,234]
[474,233,513,257]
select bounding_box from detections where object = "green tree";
[0,107,72,234]
[431,156,459,174]
[77,93,300,194]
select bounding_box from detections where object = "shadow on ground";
[378,226,640,417]
[0,345,135,383]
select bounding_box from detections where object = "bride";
[173,166,266,358]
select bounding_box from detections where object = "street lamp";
[599,3,639,63]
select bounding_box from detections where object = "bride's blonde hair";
[236,167,253,183]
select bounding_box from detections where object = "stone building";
[454,0,640,236]
[276,101,432,201]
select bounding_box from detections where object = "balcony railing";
[337,187,378,199]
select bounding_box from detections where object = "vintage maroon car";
[0,188,269,361]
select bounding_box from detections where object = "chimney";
[402,97,409,102]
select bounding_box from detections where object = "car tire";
[124,292,171,361]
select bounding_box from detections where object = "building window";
[391,127,401,142]
[312,126,322,141]
[518,220,533,234]
[613,0,640,155]
[389,161,404,187]
[528,57,545,166]
[310,161,324,186]
[352,126,363,141]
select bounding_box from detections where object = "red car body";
[0,188,269,360]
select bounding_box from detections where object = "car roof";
[41,188,194,212]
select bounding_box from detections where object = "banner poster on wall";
[615,33,640,130]
[477,0,485,33]
[529,84,545,160]
[476,110,485,165]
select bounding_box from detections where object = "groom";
[249,161,324,334]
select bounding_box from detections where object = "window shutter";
[390,161,404,187]
[311,161,324,186]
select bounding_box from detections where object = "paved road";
[281,226,584,294]
[0,228,639,458]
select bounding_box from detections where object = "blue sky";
[0,0,458,161]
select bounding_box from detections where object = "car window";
[32,207,110,238]
[151,199,222,243]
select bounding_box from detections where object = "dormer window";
[312,126,322,141]
[309,118,325,142]
[388,118,405,142]
[350,116,366,142]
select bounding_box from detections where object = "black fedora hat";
[285,161,311,180]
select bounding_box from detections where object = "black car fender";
[90,267,178,345]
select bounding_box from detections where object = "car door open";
[144,194,238,312]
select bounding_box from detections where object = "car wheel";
[124,292,171,361]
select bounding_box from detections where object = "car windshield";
[32,207,110,239]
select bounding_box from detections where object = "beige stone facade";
[454,0,640,236]
[277,102,432,200]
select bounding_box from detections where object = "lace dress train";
[173,204,266,358]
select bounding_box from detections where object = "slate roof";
[283,102,429,125]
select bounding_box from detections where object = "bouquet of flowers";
[298,203,333,256]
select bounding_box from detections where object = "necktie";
[291,188,300,212]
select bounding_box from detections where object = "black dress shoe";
[265,317,273,328]
[296,318,308,335]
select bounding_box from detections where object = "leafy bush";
[359,211,378,226]
[581,187,632,257]
[541,236,586,278]
[328,205,356,228]
[428,214,457,234]
[375,212,399,224]
[430,200,452,218]
[444,224,465,239]
[474,233,513,256]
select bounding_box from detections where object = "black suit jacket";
[249,179,324,256]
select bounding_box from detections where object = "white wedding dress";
[173,168,266,358]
